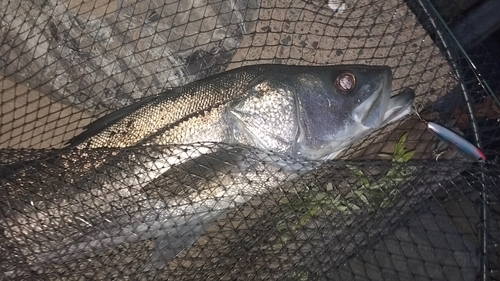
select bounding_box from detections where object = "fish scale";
[231,78,298,154]
[72,65,269,148]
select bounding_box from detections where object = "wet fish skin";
[229,65,413,160]
[0,66,268,182]
[1,64,415,275]
[1,64,412,182]
[68,65,269,148]
[70,64,413,162]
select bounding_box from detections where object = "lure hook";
[413,104,486,162]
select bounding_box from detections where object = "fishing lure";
[425,121,486,162]
[414,106,486,161]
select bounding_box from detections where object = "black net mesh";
[1,0,499,280]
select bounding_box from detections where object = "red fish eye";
[335,72,356,93]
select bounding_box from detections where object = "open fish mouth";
[351,70,414,130]
[351,72,391,129]
[381,88,415,126]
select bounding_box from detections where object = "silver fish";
[70,65,413,158]
[0,64,414,276]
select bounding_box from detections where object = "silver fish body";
[1,65,414,275]
[72,64,414,161]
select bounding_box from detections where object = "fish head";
[230,65,415,161]
[293,65,415,160]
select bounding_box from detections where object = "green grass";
[270,133,417,254]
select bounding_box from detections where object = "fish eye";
[335,72,356,93]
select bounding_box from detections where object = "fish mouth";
[352,78,414,129]
[381,88,415,126]
[314,87,414,161]
[351,71,392,128]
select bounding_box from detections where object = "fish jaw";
[381,88,415,127]
[350,71,391,129]
[315,88,415,161]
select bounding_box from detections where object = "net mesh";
[1,0,499,280]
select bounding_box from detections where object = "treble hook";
[413,103,486,162]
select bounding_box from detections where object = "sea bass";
[70,64,414,160]
[0,64,414,276]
